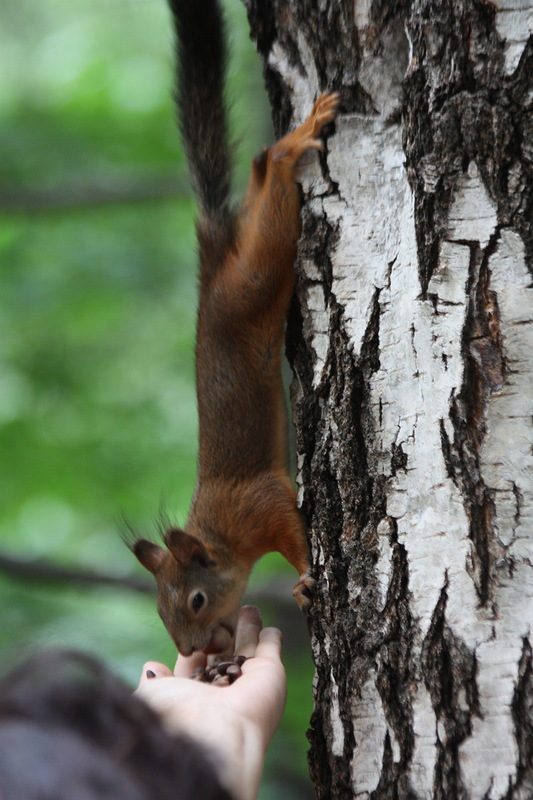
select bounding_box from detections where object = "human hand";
[135,606,286,800]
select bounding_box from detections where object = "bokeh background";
[0,0,314,796]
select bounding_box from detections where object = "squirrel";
[130,0,339,656]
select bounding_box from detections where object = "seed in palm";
[191,655,250,685]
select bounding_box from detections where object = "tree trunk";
[245,1,533,798]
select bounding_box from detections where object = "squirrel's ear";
[164,528,216,568]
[132,539,166,575]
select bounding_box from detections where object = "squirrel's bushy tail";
[167,0,231,224]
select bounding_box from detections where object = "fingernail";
[146,669,156,679]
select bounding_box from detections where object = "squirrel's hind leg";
[270,92,340,167]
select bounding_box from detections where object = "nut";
[190,654,250,686]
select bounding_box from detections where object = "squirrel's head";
[131,528,246,656]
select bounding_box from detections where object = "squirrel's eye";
[190,591,206,614]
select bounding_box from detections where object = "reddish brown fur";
[133,94,339,655]
[192,93,338,573]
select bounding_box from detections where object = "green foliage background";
[0,1,314,796]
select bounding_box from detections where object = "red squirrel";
[130,0,338,656]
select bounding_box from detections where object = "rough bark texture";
[245,1,533,798]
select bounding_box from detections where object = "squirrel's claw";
[310,91,340,132]
[292,572,316,613]
[297,91,339,155]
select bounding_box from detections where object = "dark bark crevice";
[421,581,481,800]
[287,207,341,516]
[443,229,506,605]
[507,638,533,800]
[375,530,417,794]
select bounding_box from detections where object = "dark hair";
[0,649,234,800]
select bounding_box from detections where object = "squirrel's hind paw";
[308,91,339,140]
[292,572,316,613]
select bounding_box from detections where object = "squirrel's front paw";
[292,572,316,613]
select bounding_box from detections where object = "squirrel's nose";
[174,640,195,657]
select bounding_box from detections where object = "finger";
[254,627,283,662]
[239,627,286,741]
[137,661,173,688]
[174,650,207,678]
[233,605,262,658]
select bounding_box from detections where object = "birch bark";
[245,1,533,798]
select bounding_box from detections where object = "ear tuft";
[131,539,166,575]
[164,528,216,568]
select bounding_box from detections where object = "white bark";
[494,0,533,74]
